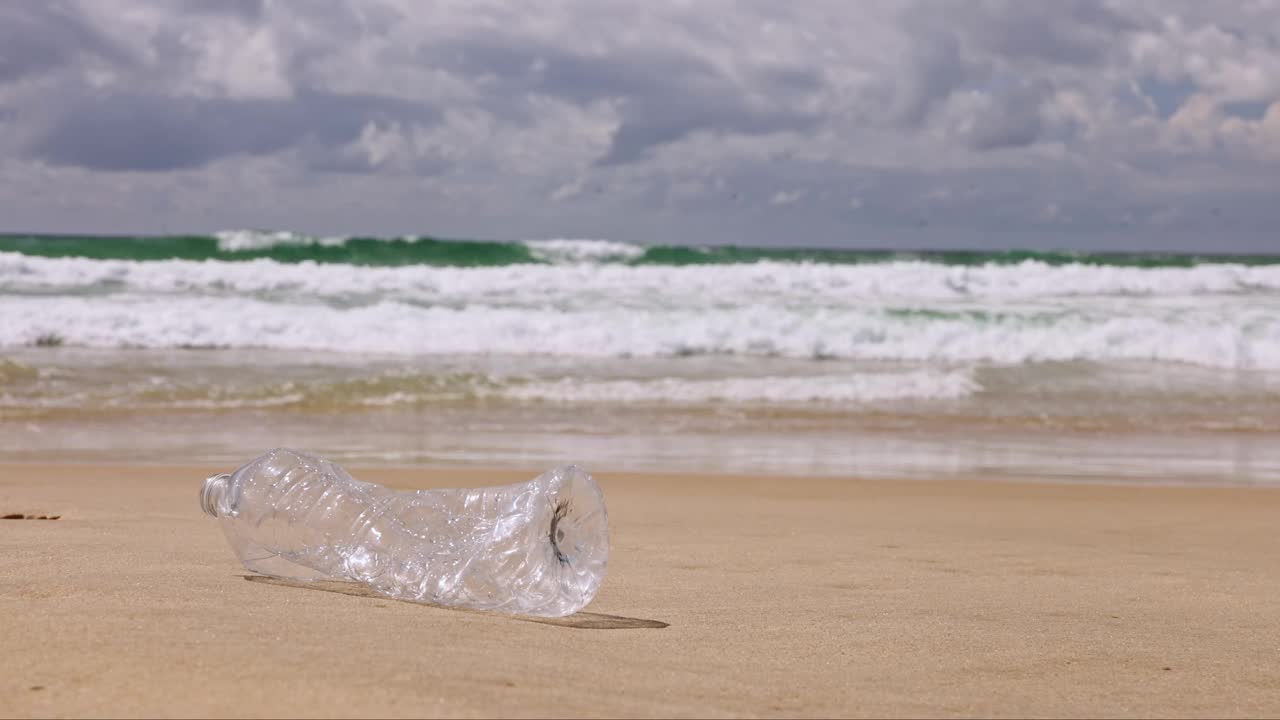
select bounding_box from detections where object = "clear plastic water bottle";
[200,448,608,617]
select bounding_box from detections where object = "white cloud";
[194,26,291,99]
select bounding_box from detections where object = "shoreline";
[7,346,1280,489]
[3,453,1280,490]
[5,462,1280,716]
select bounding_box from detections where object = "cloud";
[0,1,132,83]
[181,0,265,21]
[962,76,1051,150]
[423,32,824,165]
[27,90,440,172]
[964,0,1137,67]
[0,0,1278,252]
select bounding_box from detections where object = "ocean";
[2,230,1279,484]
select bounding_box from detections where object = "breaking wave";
[2,250,1279,370]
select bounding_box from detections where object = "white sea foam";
[505,370,979,405]
[0,367,978,410]
[213,231,646,265]
[6,251,1280,302]
[523,238,646,264]
[213,229,349,252]
[3,252,1280,370]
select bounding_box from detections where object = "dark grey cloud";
[28,90,439,172]
[965,0,1138,67]
[0,2,132,83]
[598,92,822,167]
[885,0,1148,151]
[965,77,1050,150]
[889,30,977,127]
[427,34,823,165]
[181,0,265,21]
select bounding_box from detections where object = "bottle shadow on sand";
[241,574,669,630]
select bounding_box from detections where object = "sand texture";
[3,463,1280,718]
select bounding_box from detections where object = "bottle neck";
[200,473,232,517]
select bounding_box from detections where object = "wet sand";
[3,462,1280,718]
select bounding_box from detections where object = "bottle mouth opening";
[200,473,231,517]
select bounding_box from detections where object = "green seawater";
[2,232,1279,268]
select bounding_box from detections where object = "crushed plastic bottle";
[200,448,608,617]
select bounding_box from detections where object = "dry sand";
[3,462,1280,718]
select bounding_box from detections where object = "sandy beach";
[3,462,1279,718]
[7,0,1280,716]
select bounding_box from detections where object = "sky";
[1,0,1278,252]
